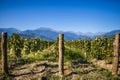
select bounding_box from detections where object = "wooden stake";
[1,32,8,75]
[59,34,64,76]
[112,33,120,76]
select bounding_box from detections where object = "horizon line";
[0,27,120,34]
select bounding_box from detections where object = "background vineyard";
[65,36,114,63]
[0,33,114,63]
[0,33,118,80]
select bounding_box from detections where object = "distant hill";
[0,27,120,40]
[105,30,120,36]
[0,28,21,37]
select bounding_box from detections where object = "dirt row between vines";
[0,60,120,80]
[3,61,119,79]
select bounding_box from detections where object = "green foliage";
[7,33,114,64]
[30,38,40,52]
[64,48,85,62]
[8,33,23,58]
[8,33,54,57]
[22,38,32,55]
[54,37,59,52]
[65,36,114,62]
[39,40,54,51]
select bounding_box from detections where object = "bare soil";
[0,60,120,80]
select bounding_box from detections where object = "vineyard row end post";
[59,34,64,77]
[112,33,120,76]
[1,32,9,75]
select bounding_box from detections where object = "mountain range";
[0,27,120,41]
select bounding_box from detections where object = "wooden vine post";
[112,33,120,76]
[58,34,64,77]
[1,32,8,75]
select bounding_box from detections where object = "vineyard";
[0,33,120,80]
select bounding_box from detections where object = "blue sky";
[0,0,120,33]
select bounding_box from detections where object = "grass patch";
[64,48,86,62]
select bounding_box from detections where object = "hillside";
[0,27,120,40]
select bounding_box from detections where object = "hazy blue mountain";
[62,31,89,40]
[105,30,120,36]
[0,27,120,40]
[32,28,59,40]
[77,32,105,39]
[0,28,21,37]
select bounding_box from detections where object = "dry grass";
[0,60,118,80]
